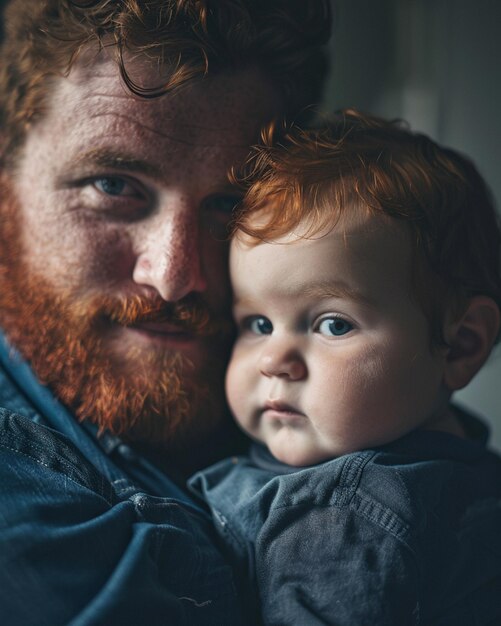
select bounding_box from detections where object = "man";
[0,1,331,624]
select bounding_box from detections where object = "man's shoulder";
[0,407,244,626]
[0,407,116,504]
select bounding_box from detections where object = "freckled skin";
[12,52,279,370]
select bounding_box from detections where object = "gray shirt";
[190,412,501,625]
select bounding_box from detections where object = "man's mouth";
[92,294,231,360]
[124,320,198,346]
[96,292,226,338]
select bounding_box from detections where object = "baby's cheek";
[312,347,386,411]
[224,346,252,424]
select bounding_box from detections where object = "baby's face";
[226,208,450,466]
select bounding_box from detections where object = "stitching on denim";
[0,441,114,506]
[0,410,116,503]
[351,490,410,541]
[111,478,139,498]
[213,507,249,555]
[336,451,377,505]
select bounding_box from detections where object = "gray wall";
[322,0,501,451]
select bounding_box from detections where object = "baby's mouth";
[264,400,300,413]
[262,400,306,423]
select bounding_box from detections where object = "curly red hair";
[0,0,331,163]
[231,109,501,346]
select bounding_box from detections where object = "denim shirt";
[190,416,501,625]
[0,334,242,626]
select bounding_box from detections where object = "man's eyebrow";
[63,148,163,180]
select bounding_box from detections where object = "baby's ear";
[443,296,500,391]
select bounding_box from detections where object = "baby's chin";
[264,433,339,468]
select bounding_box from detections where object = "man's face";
[0,53,277,454]
[226,208,450,466]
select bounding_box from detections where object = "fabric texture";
[190,412,501,625]
[0,333,242,626]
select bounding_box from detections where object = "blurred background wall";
[322,0,501,451]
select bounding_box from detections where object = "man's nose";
[259,340,307,381]
[132,207,207,302]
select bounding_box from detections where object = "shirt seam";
[0,409,116,505]
[0,441,114,506]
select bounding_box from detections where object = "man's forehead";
[17,52,280,193]
[58,50,279,135]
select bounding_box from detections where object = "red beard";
[0,176,232,457]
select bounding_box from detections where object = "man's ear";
[443,296,500,391]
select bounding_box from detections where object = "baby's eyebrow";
[301,281,376,307]
[232,281,376,309]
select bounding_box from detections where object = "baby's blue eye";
[247,316,273,335]
[95,177,129,196]
[317,317,353,337]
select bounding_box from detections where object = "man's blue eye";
[317,317,353,337]
[247,316,273,335]
[95,177,128,196]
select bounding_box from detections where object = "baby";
[190,110,501,625]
